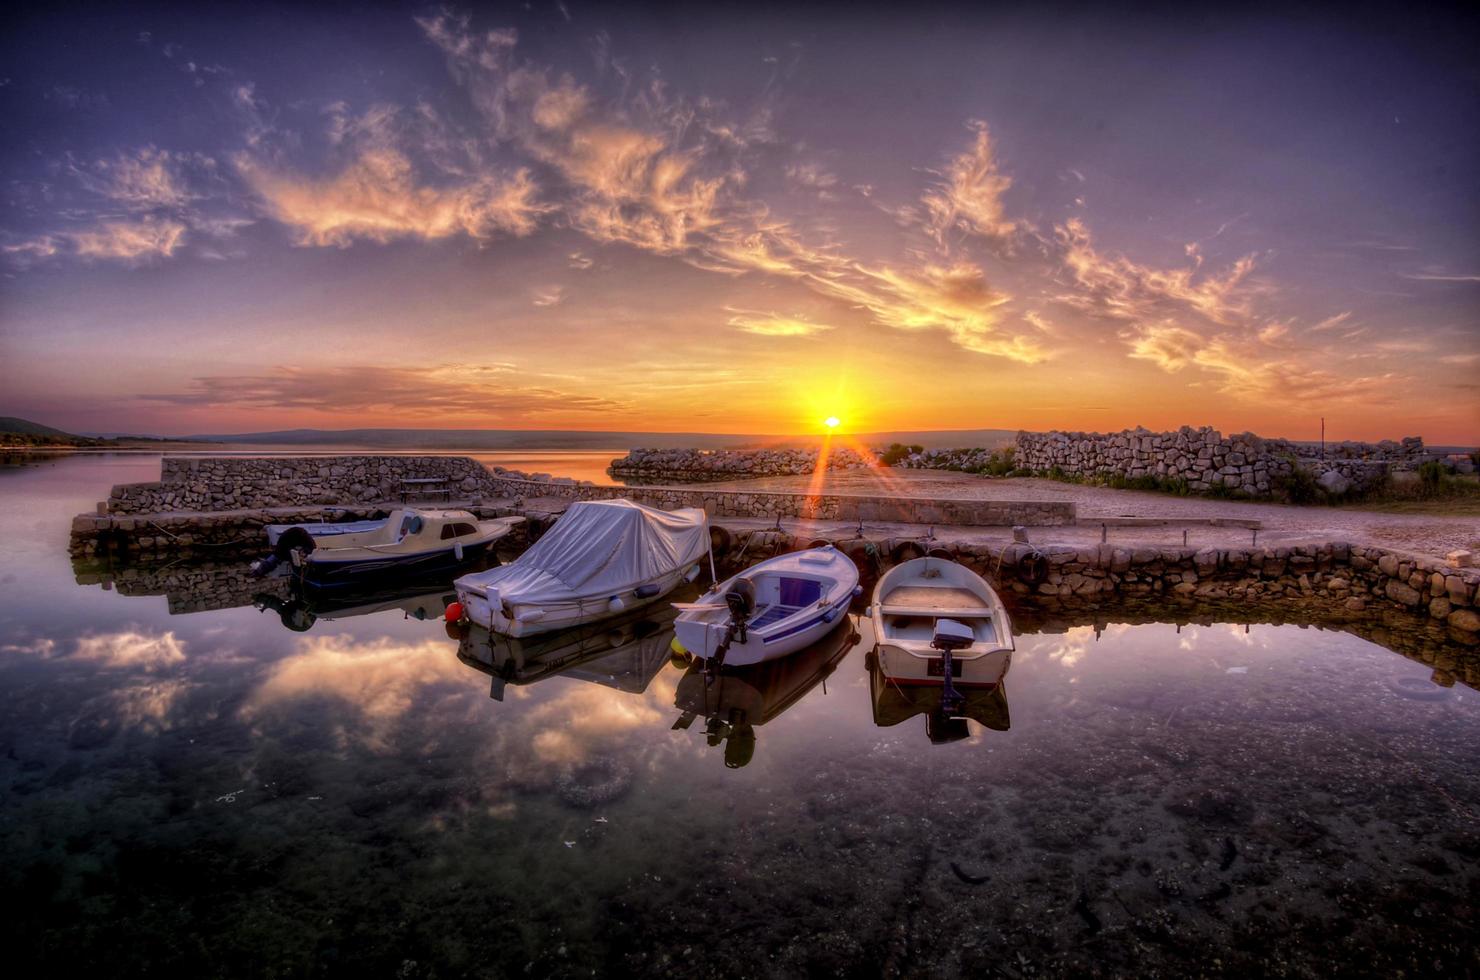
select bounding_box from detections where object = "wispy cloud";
[725,308,835,337]
[237,106,548,247]
[920,120,1018,249]
[531,285,565,307]
[1401,272,1480,282]
[73,218,188,261]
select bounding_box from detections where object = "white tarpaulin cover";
[456,499,708,605]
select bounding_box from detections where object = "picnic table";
[400,477,453,503]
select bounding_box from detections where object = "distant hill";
[186,427,1022,451]
[0,416,106,446]
[1,416,78,438]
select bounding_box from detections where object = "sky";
[1,2,1477,442]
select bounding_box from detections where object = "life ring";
[807,538,832,551]
[709,525,733,556]
[1018,549,1049,585]
[844,541,875,575]
[274,526,317,561]
[890,540,926,564]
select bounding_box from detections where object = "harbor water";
[2,454,1477,976]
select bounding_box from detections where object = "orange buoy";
[444,601,464,623]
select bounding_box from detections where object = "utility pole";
[1320,417,1325,458]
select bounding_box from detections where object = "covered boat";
[253,508,522,588]
[868,556,1014,705]
[454,499,709,636]
[456,602,679,701]
[671,619,860,768]
[672,546,860,667]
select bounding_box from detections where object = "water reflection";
[866,650,1011,744]
[457,599,684,701]
[672,620,860,767]
[254,582,457,632]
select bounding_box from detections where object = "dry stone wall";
[110,455,505,514]
[609,447,874,482]
[1013,427,1424,496]
[485,475,1073,526]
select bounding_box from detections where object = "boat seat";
[749,603,803,628]
[879,604,995,618]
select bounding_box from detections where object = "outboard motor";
[707,578,757,681]
[724,578,756,644]
[930,618,974,714]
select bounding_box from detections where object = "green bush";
[1273,463,1322,504]
[879,442,923,466]
[1418,460,1447,497]
[976,447,1016,477]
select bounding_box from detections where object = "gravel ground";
[699,470,1480,559]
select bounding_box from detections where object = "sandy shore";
[699,469,1480,558]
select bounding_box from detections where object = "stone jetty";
[609,446,874,482]
[1014,426,1426,496]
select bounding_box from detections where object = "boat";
[671,619,860,768]
[672,546,860,668]
[454,499,710,637]
[868,556,1014,710]
[252,508,522,588]
[264,516,387,548]
[867,648,1010,744]
[457,602,679,701]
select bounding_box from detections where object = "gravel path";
[700,470,1480,558]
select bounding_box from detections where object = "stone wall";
[109,455,505,514]
[609,447,874,482]
[483,475,1074,527]
[98,455,1076,529]
[1013,427,1424,497]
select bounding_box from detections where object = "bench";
[400,477,453,503]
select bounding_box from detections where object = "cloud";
[1309,311,1352,332]
[567,250,593,270]
[73,146,196,210]
[1440,353,1480,366]
[72,629,187,671]
[72,218,188,261]
[239,148,546,247]
[531,284,565,307]
[1401,272,1480,283]
[1056,217,1258,327]
[921,121,1018,248]
[139,363,629,418]
[725,308,835,337]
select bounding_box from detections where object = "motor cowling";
[724,578,756,622]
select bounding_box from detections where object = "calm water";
[2,454,1478,977]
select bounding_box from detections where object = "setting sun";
[824,416,841,430]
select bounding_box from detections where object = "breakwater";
[609,447,874,482]
[483,474,1073,526]
[1013,427,1425,496]
[106,455,506,514]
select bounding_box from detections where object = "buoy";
[670,636,688,656]
[444,601,464,623]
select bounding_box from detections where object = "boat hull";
[457,563,697,637]
[871,642,1010,687]
[676,592,852,666]
[300,539,496,589]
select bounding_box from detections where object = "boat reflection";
[672,619,861,768]
[866,647,1011,744]
[457,603,678,701]
[253,581,456,632]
